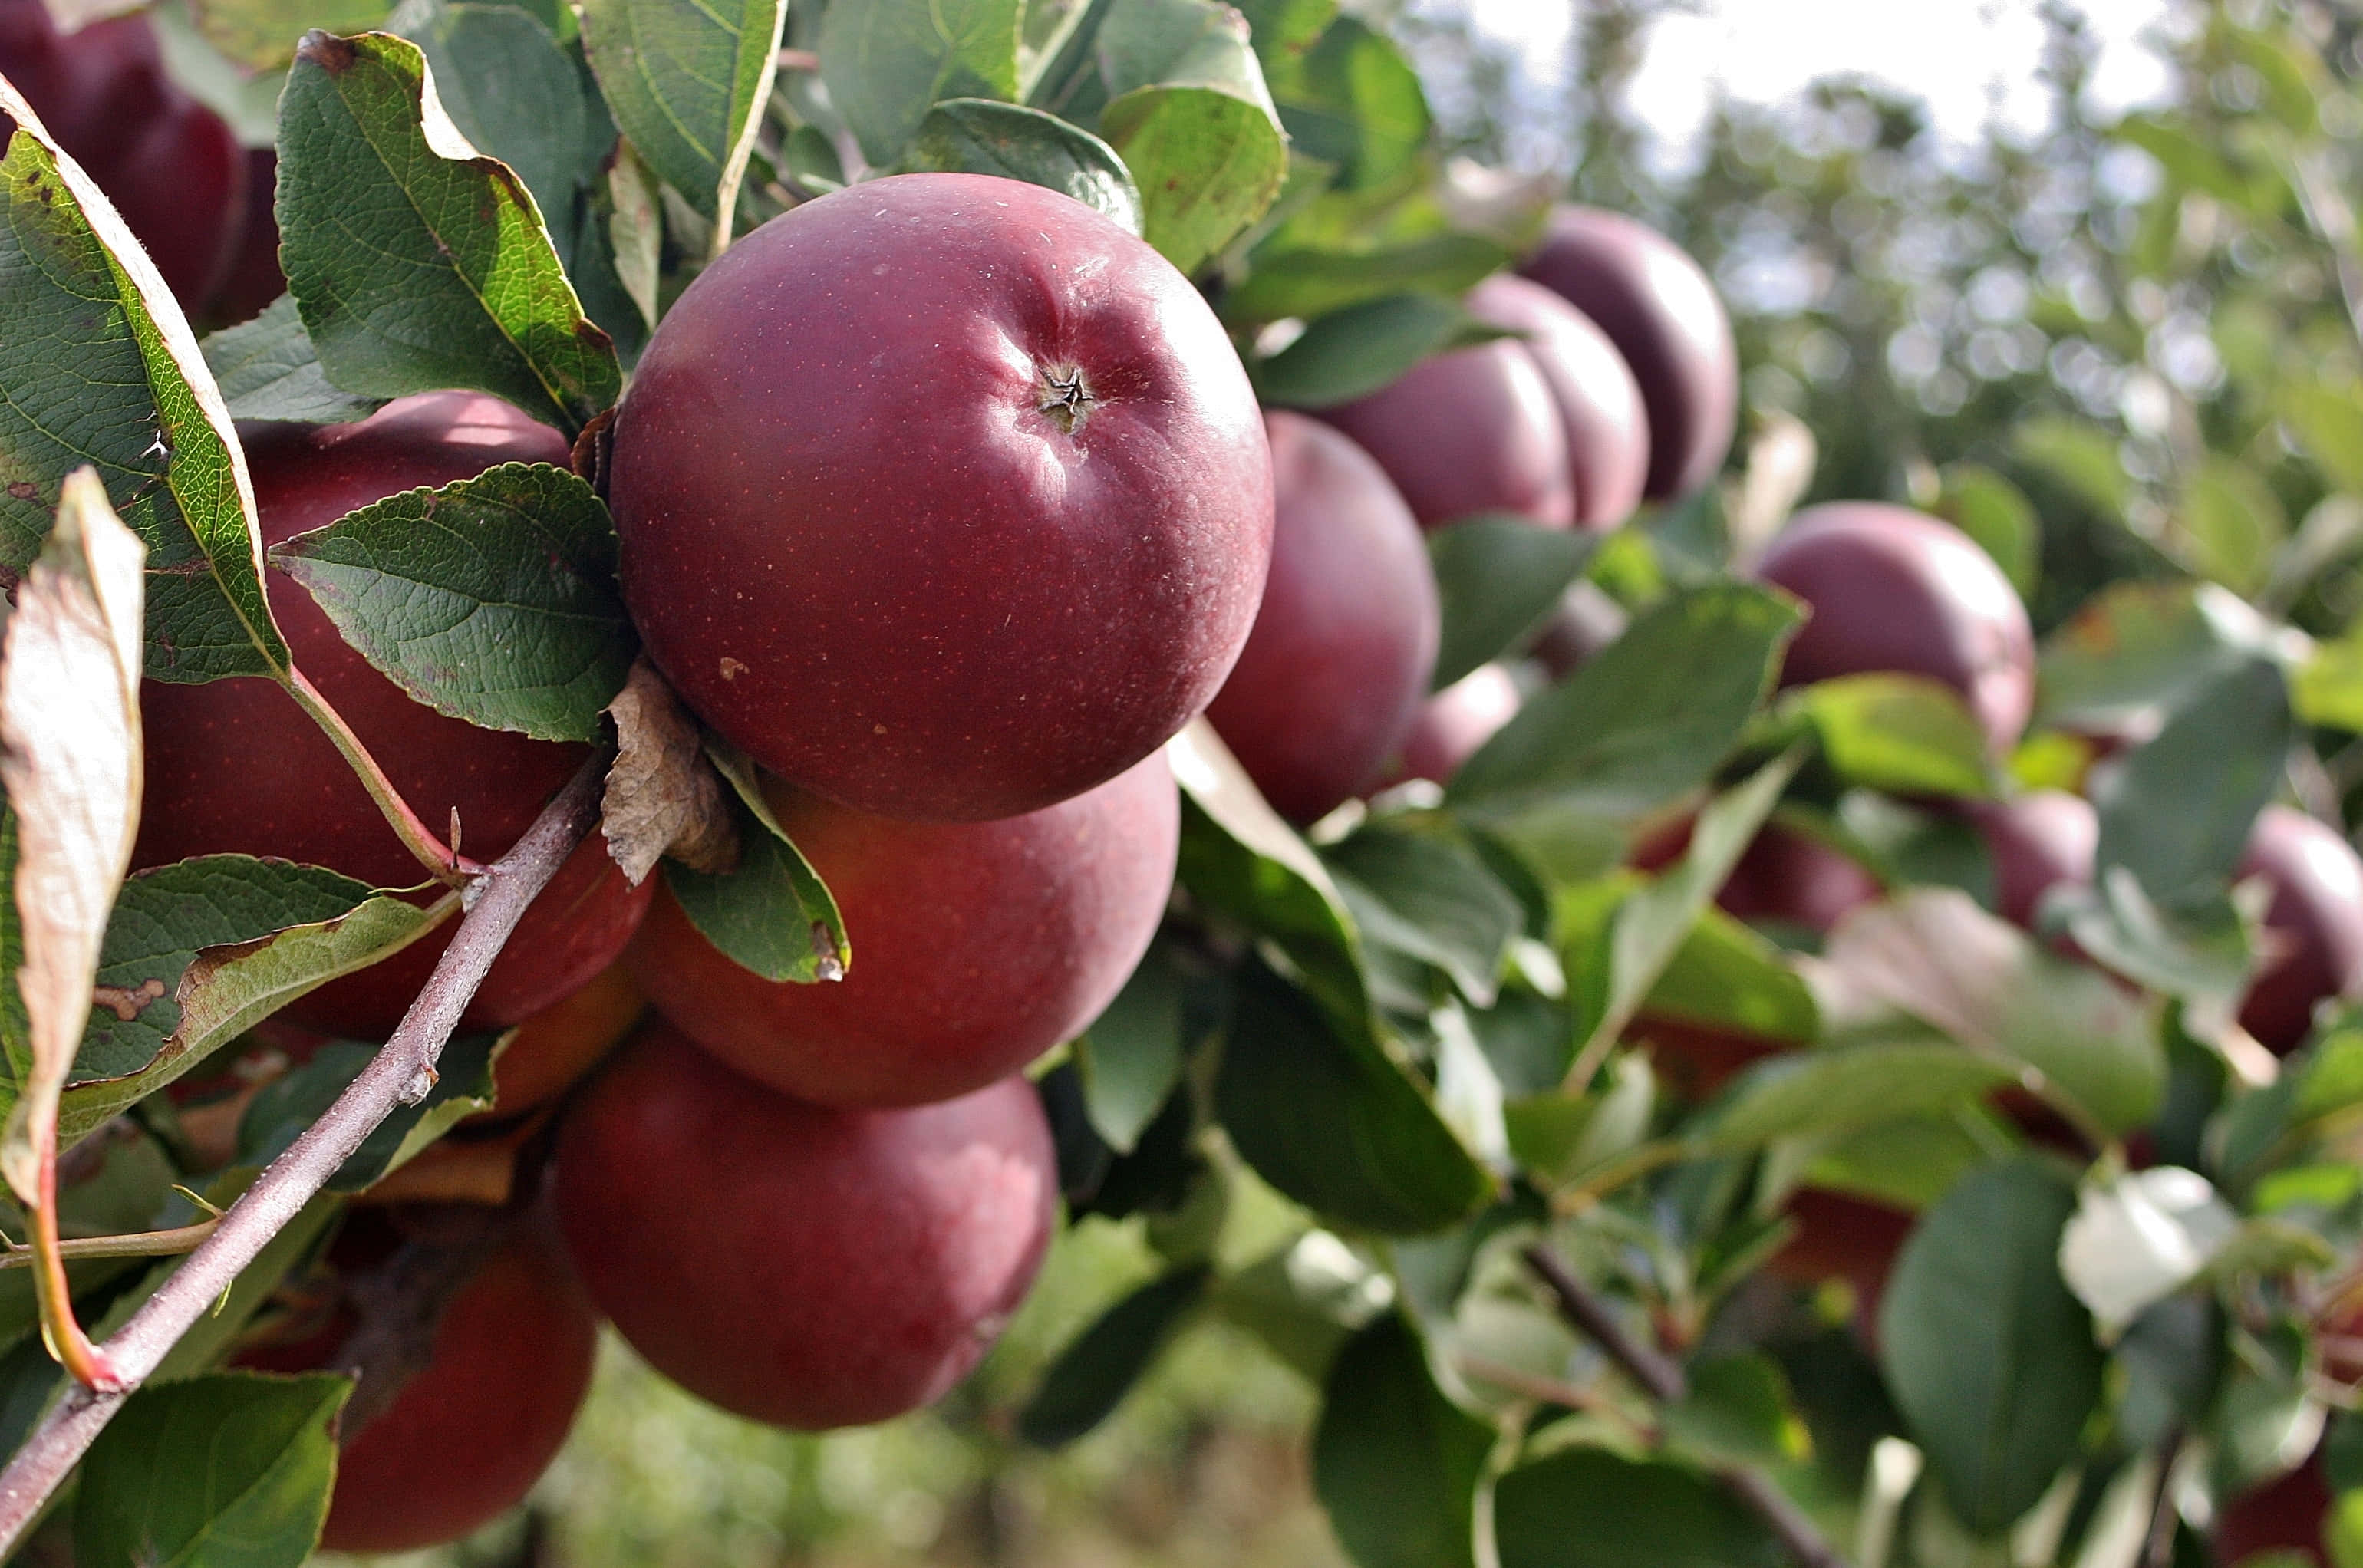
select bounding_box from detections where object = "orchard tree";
[0,2,2357,1568]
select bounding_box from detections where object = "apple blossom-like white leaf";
[2058,1167,2238,1334]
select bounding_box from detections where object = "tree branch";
[1522,1244,1855,1568]
[0,751,608,1555]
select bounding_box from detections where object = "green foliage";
[580,0,784,222]
[1425,518,1597,692]
[1310,1314,1488,1568]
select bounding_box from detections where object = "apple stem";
[1522,1244,1857,1568]
[284,664,489,883]
[0,750,608,1556]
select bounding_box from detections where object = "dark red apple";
[238,1213,599,1554]
[553,1024,1056,1431]
[1964,790,2097,930]
[1765,1188,1915,1323]
[1755,502,2036,755]
[478,960,643,1119]
[0,0,249,308]
[2237,805,2363,1053]
[632,752,1175,1109]
[2214,1454,2331,1567]
[1313,337,1575,532]
[134,392,653,1036]
[1391,664,1521,786]
[1205,413,1439,824]
[608,172,1273,824]
[1465,273,1648,530]
[1718,823,1881,934]
[1518,205,1738,502]
[206,146,284,325]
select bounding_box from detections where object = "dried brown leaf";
[601,657,737,884]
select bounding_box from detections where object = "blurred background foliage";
[339,1,2363,1562]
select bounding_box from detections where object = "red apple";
[1465,273,1649,530]
[1313,337,1575,531]
[2237,805,2363,1054]
[134,392,653,1036]
[1206,412,1439,824]
[480,960,643,1119]
[1755,502,2036,755]
[0,0,249,308]
[608,172,1273,824]
[1964,790,2097,930]
[1765,1188,1915,1323]
[553,1025,1056,1430]
[1718,823,1881,934]
[206,146,285,326]
[2214,1454,2331,1567]
[1392,664,1521,786]
[631,752,1175,1108]
[1518,206,1738,502]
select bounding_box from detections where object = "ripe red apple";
[134,392,653,1036]
[1719,823,1881,934]
[2237,805,2363,1053]
[206,147,285,326]
[631,752,1175,1108]
[237,1212,599,1554]
[1765,1188,1915,1323]
[1391,664,1521,787]
[1755,502,2036,755]
[608,172,1273,825]
[1465,274,1649,530]
[0,0,249,308]
[480,960,643,1119]
[553,1024,1056,1430]
[1206,413,1439,824]
[2214,1454,2331,1567]
[1313,337,1575,531]
[1518,205,1738,502]
[1963,790,2097,930]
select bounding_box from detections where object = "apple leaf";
[277,30,622,437]
[190,0,391,67]
[1216,957,1492,1235]
[1323,825,1524,1010]
[1258,15,1428,192]
[2035,578,2292,735]
[661,741,847,985]
[1640,906,1818,1044]
[600,659,738,884]
[1427,517,1598,692]
[74,1372,349,1568]
[1313,1314,1491,1568]
[1254,293,1511,410]
[200,297,387,426]
[1074,942,1190,1155]
[0,82,284,684]
[1801,674,1995,799]
[901,98,1144,236]
[1702,1044,2015,1151]
[1019,1263,1209,1448]
[270,462,635,743]
[1879,1158,2104,1535]
[1493,1448,1784,1568]
[1219,232,1510,327]
[235,1030,502,1190]
[819,0,1023,167]
[2092,655,2292,906]
[579,0,783,229]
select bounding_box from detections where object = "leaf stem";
[1522,1243,1854,1568]
[0,750,607,1554]
[0,1218,218,1270]
[284,664,485,883]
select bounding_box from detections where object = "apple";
[552,1024,1056,1431]
[1764,1188,1914,1323]
[1465,273,1649,530]
[2214,1454,2331,1567]
[1313,337,1575,531]
[480,960,643,1119]
[1390,664,1522,787]
[1718,822,1881,934]
[1755,502,2036,755]
[631,752,1175,1108]
[0,0,249,308]
[1518,206,1738,502]
[1205,413,1439,824]
[206,147,285,326]
[1963,790,2097,930]
[2237,805,2363,1053]
[133,392,654,1036]
[607,172,1273,825]
[236,1211,599,1554]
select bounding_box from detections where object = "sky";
[1452,0,2185,160]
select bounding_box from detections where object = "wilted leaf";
[601,659,737,883]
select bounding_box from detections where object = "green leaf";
[1803,674,1994,799]
[1703,1044,2015,1151]
[1220,232,1508,326]
[191,0,391,68]
[1216,959,1490,1235]
[270,463,634,742]
[2035,578,2289,735]
[1493,1448,1784,1568]
[2014,416,2129,519]
[1662,1354,1811,1469]
[1312,1313,1491,1568]
[1261,15,1426,190]
[581,0,786,223]
[1102,79,1287,274]
[200,298,386,426]
[1075,941,1190,1153]
[2180,456,2287,595]
[1448,585,1801,835]
[1019,1263,1209,1447]
[1427,518,1598,692]
[1878,1158,2103,1535]
[901,98,1144,233]
[2093,657,2291,905]
[1640,908,1818,1045]
[1323,825,1524,1007]
[75,1371,349,1568]
[0,82,287,684]
[1256,293,1503,410]
[1935,463,2039,600]
[2282,378,2363,499]
[661,742,848,984]
[2295,622,2363,733]
[236,1031,501,1188]
[145,1194,345,1383]
[819,0,1023,166]
[277,30,622,436]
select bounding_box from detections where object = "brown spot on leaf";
[91,977,166,1022]
[298,30,359,74]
